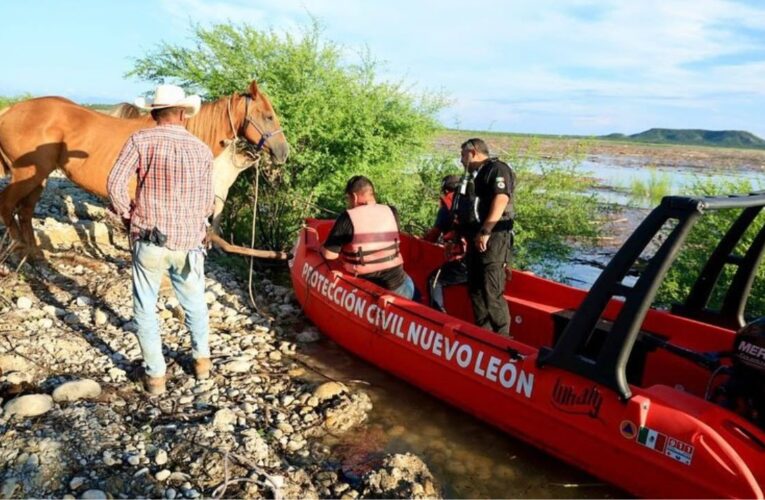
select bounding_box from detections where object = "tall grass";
[630,167,672,204]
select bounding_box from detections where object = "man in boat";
[107,84,215,396]
[321,175,416,299]
[455,138,515,337]
[424,175,468,312]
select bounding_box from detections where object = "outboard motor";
[716,317,765,429]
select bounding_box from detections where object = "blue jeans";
[132,241,210,377]
[393,274,416,300]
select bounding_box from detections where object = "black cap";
[441,175,461,193]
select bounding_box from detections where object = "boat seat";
[552,309,668,387]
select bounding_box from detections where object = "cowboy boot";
[143,375,166,396]
[193,358,212,380]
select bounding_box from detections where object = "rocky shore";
[0,173,440,499]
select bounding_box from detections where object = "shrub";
[656,178,765,319]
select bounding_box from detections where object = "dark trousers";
[466,231,511,336]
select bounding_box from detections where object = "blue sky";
[1,0,764,137]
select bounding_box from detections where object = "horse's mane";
[108,102,143,119]
[186,95,239,151]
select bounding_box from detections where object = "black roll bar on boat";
[537,191,765,400]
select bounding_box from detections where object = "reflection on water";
[581,160,764,190]
[298,340,623,498]
[580,160,765,207]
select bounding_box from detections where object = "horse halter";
[240,95,283,152]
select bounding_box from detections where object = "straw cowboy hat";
[135,84,201,117]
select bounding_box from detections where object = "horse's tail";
[0,107,9,176]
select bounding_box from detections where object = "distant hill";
[602,128,765,149]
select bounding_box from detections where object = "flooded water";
[581,159,765,208]
[296,339,623,499]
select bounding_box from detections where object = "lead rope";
[247,160,261,312]
[225,95,265,314]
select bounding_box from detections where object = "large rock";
[323,391,373,433]
[3,371,33,385]
[240,429,270,464]
[0,354,33,373]
[212,408,237,430]
[52,379,102,403]
[16,296,33,310]
[361,453,440,499]
[3,394,54,417]
[313,382,347,402]
[34,219,113,251]
[221,359,252,374]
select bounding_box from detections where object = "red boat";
[290,193,765,498]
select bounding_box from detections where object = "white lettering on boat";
[300,263,535,398]
[739,341,765,362]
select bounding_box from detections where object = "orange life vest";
[341,204,404,275]
[441,191,466,261]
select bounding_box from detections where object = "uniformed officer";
[456,138,515,336]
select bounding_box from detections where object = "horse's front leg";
[17,182,46,255]
[0,185,25,245]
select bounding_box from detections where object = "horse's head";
[237,80,289,164]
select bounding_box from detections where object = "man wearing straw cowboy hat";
[107,84,214,396]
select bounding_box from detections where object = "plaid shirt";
[107,124,214,251]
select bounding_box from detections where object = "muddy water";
[295,339,623,498]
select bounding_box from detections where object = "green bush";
[656,178,765,318]
[128,20,446,249]
[498,138,601,271]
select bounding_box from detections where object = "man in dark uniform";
[456,138,515,336]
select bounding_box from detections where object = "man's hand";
[105,205,130,232]
[475,233,490,252]
[204,227,215,250]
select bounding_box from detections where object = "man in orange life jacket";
[424,175,468,312]
[321,175,416,299]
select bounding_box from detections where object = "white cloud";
[155,0,765,136]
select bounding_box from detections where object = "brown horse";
[0,80,289,249]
